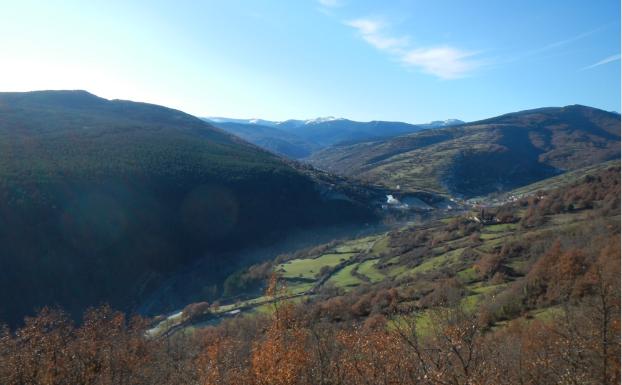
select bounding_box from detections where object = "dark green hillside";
[309,105,620,197]
[0,91,377,326]
[208,121,320,159]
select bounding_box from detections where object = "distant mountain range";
[204,116,464,158]
[308,105,621,198]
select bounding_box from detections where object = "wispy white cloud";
[317,0,343,8]
[500,26,609,66]
[402,47,480,79]
[344,17,480,79]
[344,19,407,51]
[345,18,381,35]
[581,53,621,70]
[539,28,601,52]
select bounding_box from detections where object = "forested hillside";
[0,91,379,326]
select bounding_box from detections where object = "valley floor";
[150,164,620,339]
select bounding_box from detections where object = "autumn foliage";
[0,168,619,385]
[1,252,619,385]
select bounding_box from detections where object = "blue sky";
[0,0,619,122]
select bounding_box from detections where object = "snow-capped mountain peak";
[425,119,464,127]
[304,116,344,125]
[203,117,281,126]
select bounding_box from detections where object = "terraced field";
[255,215,525,301]
[283,208,588,300]
[327,264,364,288]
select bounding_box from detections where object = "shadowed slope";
[0,90,378,325]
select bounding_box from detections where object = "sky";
[0,0,620,123]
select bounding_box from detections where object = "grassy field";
[409,247,466,275]
[357,259,386,282]
[456,267,478,282]
[334,236,378,253]
[369,236,390,255]
[482,223,517,233]
[327,264,365,288]
[277,253,355,279]
[286,281,315,295]
[476,236,509,252]
[479,232,506,240]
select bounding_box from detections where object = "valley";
[148,162,620,339]
[1,1,619,383]
[0,92,619,385]
[0,92,618,330]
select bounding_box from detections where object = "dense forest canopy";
[0,91,378,326]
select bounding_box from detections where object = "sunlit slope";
[309,105,620,197]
